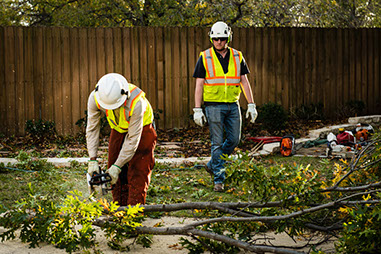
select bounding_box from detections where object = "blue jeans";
[205,103,241,184]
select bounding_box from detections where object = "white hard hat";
[95,73,129,110]
[209,21,232,43]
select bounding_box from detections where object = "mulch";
[0,119,348,158]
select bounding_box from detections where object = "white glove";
[88,160,99,176]
[193,108,207,127]
[246,103,258,123]
[106,165,122,185]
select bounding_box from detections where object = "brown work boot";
[213,183,224,192]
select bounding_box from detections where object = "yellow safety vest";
[94,84,153,133]
[201,47,242,102]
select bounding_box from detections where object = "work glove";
[193,108,207,127]
[106,164,122,185]
[88,160,99,176]
[246,103,258,123]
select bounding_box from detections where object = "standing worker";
[86,73,157,206]
[193,21,258,192]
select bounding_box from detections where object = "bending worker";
[86,73,157,206]
[193,21,258,192]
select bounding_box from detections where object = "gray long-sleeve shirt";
[86,90,146,167]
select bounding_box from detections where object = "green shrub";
[76,110,110,136]
[256,102,288,133]
[25,119,56,141]
[14,150,54,172]
[336,100,366,118]
[290,103,324,120]
[336,202,381,253]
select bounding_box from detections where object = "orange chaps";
[108,124,157,206]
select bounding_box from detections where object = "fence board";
[130,28,139,85]
[104,28,113,74]
[15,27,25,133]
[253,28,262,105]
[52,28,63,133]
[238,28,247,107]
[246,28,255,102]
[349,29,356,105]
[375,29,381,112]
[361,29,368,113]
[180,27,189,127]
[187,27,196,115]
[305,29,312,105]
[88,28,97,93]
[113,28,122,74]
[367,29,374,114]
[172,27,181,127]
[43,28,53,124]
[324,29,331,114]
[0,27,5,131]
[342,29,349,104]
[33,28,44,121]
[121,28,131,82]
[282,28,290,109]
[261,28,269,104]
[96,28,106,80]
[4,27,15,134]
[1,27,380,135]
[62,28,72,134]
[156,27,164,128]
[164,27,173,128]
[70,28,80,133]
[276,28,284,106]
[296,28,304,108]
[147,27,157,110]
[79,28,89,120]
[139,27,148,93]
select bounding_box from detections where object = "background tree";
[1,0,380,27]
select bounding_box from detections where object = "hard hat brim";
[209,34,229,38]
[95,92,127,110]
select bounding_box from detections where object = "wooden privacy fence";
[0,26,380,136]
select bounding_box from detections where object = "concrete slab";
[348,115,381,124]
[0,157,89,167]
[0,157,211,167]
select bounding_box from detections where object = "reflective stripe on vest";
[94,83,153,133]
[201,47,242,102]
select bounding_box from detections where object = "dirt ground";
[0,216,337,254]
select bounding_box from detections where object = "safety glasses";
[212,37,228,42]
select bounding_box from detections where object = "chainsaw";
[87,167,112,196]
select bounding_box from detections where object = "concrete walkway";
[1,115,379,167]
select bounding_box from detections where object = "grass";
[0,150,343,213]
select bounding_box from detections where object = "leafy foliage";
[337,198,381,253]
[1,0,380,27]
[75,110,110,137]
[25,119,56,143]
[12,150,53,172]
[101,200,144,251]
[256,102,289,133]
[290,103,325,121]
[0,187,146,253]
[337,100,366,118]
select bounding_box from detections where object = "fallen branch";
[93,219,303,254]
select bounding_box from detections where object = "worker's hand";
[106,165,122,185]
[246,103,258,123]
[193,108,207,127]
[88,160,99,176]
